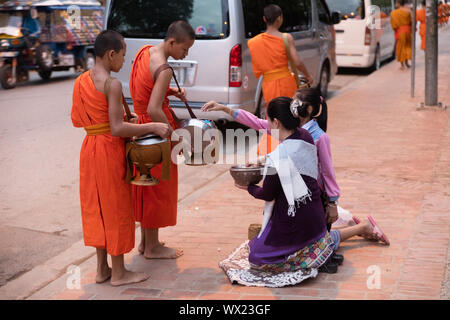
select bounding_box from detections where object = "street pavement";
[1,29,449,300]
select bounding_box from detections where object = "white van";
[324,0,396,70]
[104,0,341,122]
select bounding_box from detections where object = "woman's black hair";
[293,88,328,132]
[267,96,300,130]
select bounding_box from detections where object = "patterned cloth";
[219,233,334,288]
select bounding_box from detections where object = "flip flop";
[367,216,390,245]
[352,217,361,225]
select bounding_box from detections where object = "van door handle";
[319,33,326,39]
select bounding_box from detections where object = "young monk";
[416,1,426,51]
[129,21,195,259]
[71,30,171,286]
[248,4,313,155]
[391,0,412,70]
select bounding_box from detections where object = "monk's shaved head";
[264,4,282,25]
[164,20,195,43]
[94,30,124,57]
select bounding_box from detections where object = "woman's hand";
[202,101,232,115]
[326,204,339,224]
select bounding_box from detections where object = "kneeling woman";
[241,97,338,273]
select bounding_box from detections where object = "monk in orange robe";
[248,4,313,155]
[391,0,412,70]
[416,1,427,51]
[129,21,195,259]
[71,30,171,286]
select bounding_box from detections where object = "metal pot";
[180,119,219,166]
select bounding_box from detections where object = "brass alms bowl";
[229,164,264,187]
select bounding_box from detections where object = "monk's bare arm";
[147,69,172,125]
[287,34,313,83]
[108,79,171,138]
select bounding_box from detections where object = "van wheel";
[256,94,266,119]
[35,44,53,72]
[318,64,330,99]
[38,69,52,80]
[0,65,16,89]
[371,45,381,72]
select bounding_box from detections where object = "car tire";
[0,65,16,89]
[38,69,52,80]
[35,44,53,72]
[317,63,330,99]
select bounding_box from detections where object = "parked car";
[0,0,103,89]
[105,0,340,122]
[324,0,396,70]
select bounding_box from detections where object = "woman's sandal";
[367,216,390,246]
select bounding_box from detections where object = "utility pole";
[411,0,417,98]
[424,0,438,106]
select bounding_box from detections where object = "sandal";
[367,216,390,245]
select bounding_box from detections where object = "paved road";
[0,65,373,287]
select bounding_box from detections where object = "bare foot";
[358,221,383,242]
[96,266,112,283]
[144,244,183,259]
[110,270,149,287]
[138,240,166,254]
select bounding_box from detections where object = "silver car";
[104,0,340,122]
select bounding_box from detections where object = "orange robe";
[391,8,412,63]
[416,8,426,51]
[129,45,178,229]
[248,33,298,155]
[71,71,135,256]
[248,33,298,105]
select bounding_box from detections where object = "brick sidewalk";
[34,31,450,300]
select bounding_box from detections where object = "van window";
[316,0,332,24]
[242,0,312,38]
[372,0,394,17]
[324,0,366,19]
[107,0,229,40]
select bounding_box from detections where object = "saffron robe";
[248,33,298,155]
[391,8,412,63]
[71,71,135,256]
[129,45,178,229]
[248,33,298,104]
[416,8,426,51]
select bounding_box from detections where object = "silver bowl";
[229,165,264,186]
